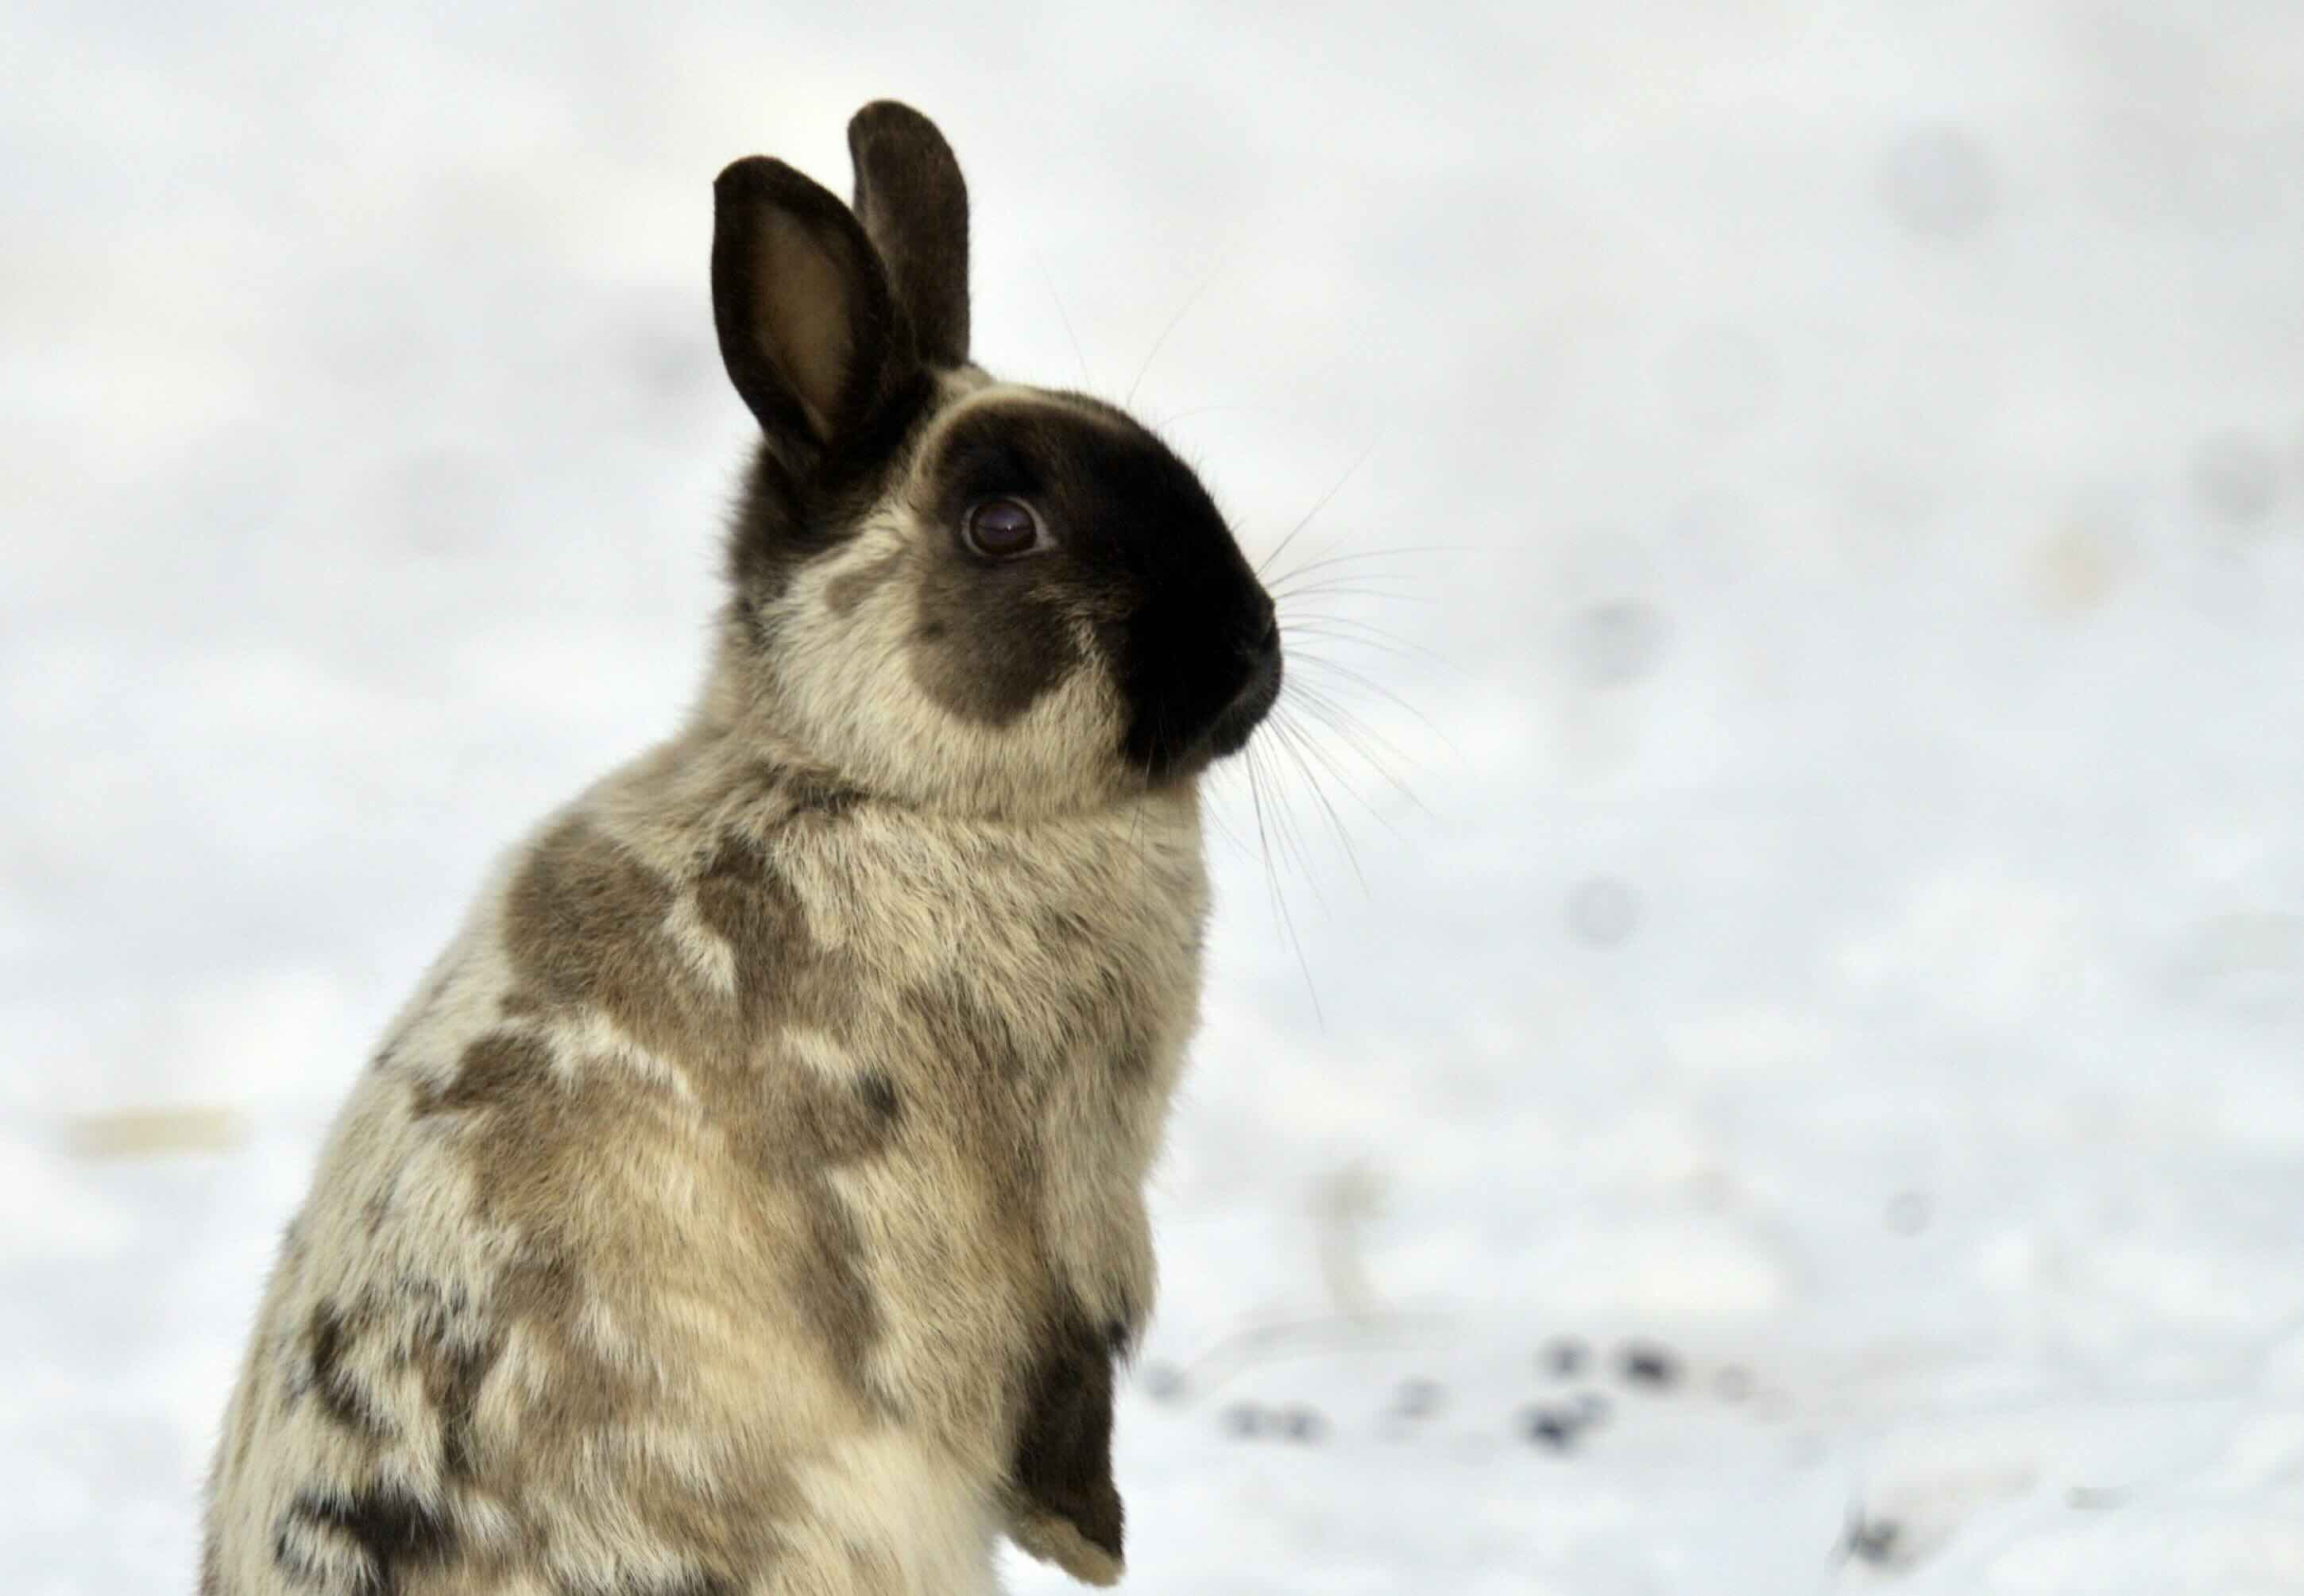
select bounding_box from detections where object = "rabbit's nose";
[1247,594,1279,655]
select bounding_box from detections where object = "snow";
[7,2,2304,1590]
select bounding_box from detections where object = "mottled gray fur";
[201,100,1279,1595]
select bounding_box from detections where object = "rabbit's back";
[202,727,1207,1595]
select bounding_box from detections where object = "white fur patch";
[787,1428,1005,1595]
[785,1024,860,1084]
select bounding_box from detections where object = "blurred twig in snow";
[1312,1157,1390,1319]
[63,1106,242,1159]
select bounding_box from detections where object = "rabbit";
[199,99,1282,1596]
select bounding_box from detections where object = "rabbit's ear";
[713,155,907,450]
[847,101,970,368]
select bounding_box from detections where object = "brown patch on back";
[690,830,819,1033]
[420,1323,494,1481]
[411,1031,554,1120]
[305,1300,392,1439]
[785,770,864,817]
[856,1071,901,1125]
[464,806,913,1436]
[793,1190,880,1389]
[400,1053,812,1578]
[285,1275,504,1500]
[496,813,841,1064]
[273,1482,457,1591]
[236,756,1191,1588]
[499,818,697,1058]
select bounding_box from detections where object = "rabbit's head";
[706,102,1279,817]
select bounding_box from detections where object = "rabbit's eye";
[962,497,1045,559]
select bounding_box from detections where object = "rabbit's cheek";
[905,570,1083,729]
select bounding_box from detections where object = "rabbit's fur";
[201,101,1281,1595]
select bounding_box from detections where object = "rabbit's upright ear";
[712,156,908,452]
[847,101,970,368]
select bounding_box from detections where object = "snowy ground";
[9,2,2304,1590]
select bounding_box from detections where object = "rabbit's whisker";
[1125,256,1230,408]
[1034,253,1095,391]
[1256,443,1377,579]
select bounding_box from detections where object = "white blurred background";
[9,2,2304,1590]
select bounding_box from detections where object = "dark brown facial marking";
[909,551,1083,727]
[906,394,1274,766]
[1010,1304,1124,1563]
[902,403,1103,728]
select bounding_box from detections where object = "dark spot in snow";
[1279,1407,1325,1443]
[1394,1378,1444,1419]
[1520,1405,1581,1451]
[1138,1362,1186,1402]
[1842,1512,1903,1566]
[1616,1342,1680,1389]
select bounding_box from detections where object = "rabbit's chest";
[776,807,1208,1103]
[740,807,1204,1423]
